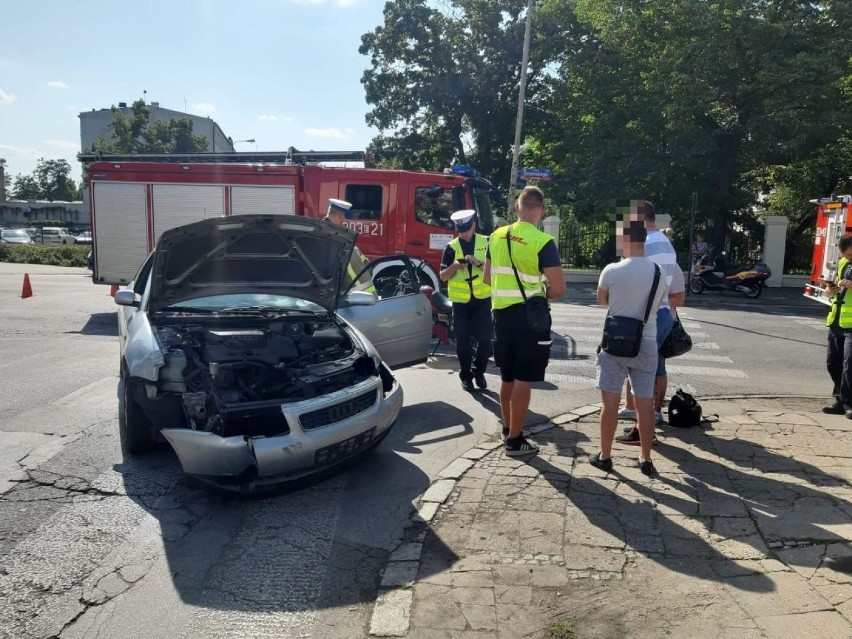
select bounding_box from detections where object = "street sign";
[519,167,552,181]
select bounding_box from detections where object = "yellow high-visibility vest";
[447,234,491,303]
[827,257,852,328]
[488,221,551,310]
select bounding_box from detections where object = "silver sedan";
[114,215,432,492]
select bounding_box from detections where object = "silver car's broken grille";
[299,391,377,431]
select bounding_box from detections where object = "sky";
[0,0,390,184]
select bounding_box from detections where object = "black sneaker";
[588,453,613,473]
[823,402,846,415]
[460,376,474,392]
[474,373,488,390]
[502,427,510,441]
[505,435,539,457]
[615,427,657,447]
[638,459,659,478]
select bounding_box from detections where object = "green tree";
[360,0,554,186]
[89,99,209,154]
[11,158,80,201]
[0,158,10,200]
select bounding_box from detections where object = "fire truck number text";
[345,222,384,236]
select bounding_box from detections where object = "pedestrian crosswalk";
[544,302,749,390]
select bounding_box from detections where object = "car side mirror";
[346,291,377,306]
[114,290,141,307]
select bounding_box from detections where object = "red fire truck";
[79,150,498,289]
[803,194,852,305]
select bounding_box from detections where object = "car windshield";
[165,293,325,313]
[2,230,29,239]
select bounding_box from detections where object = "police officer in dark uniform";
[439,210,492,392]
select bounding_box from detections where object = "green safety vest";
[827,257,852,328]
[488,221,552,310]
[447,234,491,303]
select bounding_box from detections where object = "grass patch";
[549,620,576,639]
[0,244,90,267]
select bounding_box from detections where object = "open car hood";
[148,215,356,313]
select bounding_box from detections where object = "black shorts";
[493,304,552,382]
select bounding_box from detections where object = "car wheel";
[119,368,157,455]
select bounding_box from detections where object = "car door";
[337,255,432,369]
[117,254,154,361]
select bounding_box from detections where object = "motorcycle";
[689,251,771,298]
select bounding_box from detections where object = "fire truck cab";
[80,150,498,289]
[803,195,852,305]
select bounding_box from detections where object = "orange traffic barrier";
[109,284,119,297]
[21,273,33,299]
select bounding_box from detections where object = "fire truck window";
[344,185,382,220]
[415,186,455,230]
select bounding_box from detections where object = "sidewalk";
[370,397,852,639]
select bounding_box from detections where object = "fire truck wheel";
[689,278,705,294]
[119,369,157,455]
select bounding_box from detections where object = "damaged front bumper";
[161,375,402,489]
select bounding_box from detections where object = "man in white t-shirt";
[590,213,666,477]
[617,201,685,444]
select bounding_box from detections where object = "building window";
[344,185,383,220]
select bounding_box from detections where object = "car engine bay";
[153,318,380,436]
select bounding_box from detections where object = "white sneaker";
[617,408,637,421]
[655,411,664,426]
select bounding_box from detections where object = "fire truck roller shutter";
[231,185,296,216]
[92,182,149,284]
[152,185,224,243]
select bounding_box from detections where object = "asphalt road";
[0,265,833,638]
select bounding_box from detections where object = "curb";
[367,403,602,638]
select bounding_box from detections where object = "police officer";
[440,210,492,392]
[823,235,852,418]
[324,198,375,294]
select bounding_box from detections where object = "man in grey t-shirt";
[590,215,666,478]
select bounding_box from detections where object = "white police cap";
[328,198,352,213]
[450,209,476,231]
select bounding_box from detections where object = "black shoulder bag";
[599,264,660,358]
[506,226,552,333]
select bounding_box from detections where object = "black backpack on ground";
[667,389,714,427]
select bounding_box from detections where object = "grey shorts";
[595,338,658,398]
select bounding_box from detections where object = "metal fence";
[558,220,612,268]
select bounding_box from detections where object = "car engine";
[154,318,379,435]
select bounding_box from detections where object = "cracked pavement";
[401,397,852,639]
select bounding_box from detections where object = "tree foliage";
[88,100,209,154]
[11,159,80,201]
[361,0,852,250]
[0,157,10,198]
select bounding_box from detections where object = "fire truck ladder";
[78,147,366,166]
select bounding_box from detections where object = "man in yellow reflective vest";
[439,209,492,392]
[324,198,376,294]
[823,235,852,418]
[484,186,565,457]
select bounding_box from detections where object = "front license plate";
[315,426,377,466]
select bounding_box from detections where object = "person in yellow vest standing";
[823,235,852,417]
[439,209,492,392]
[484,186,565,457]
[324,198,375,294]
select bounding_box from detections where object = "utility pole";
[506,0,534,221]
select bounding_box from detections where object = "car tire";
[118,369,157,455]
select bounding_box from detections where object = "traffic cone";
[109,284,119,297]
[21,274,33,299]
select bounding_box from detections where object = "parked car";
[74,231,93,244]
[39,227,78,244]
[0,228,35,244]
[114,214,432,492]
